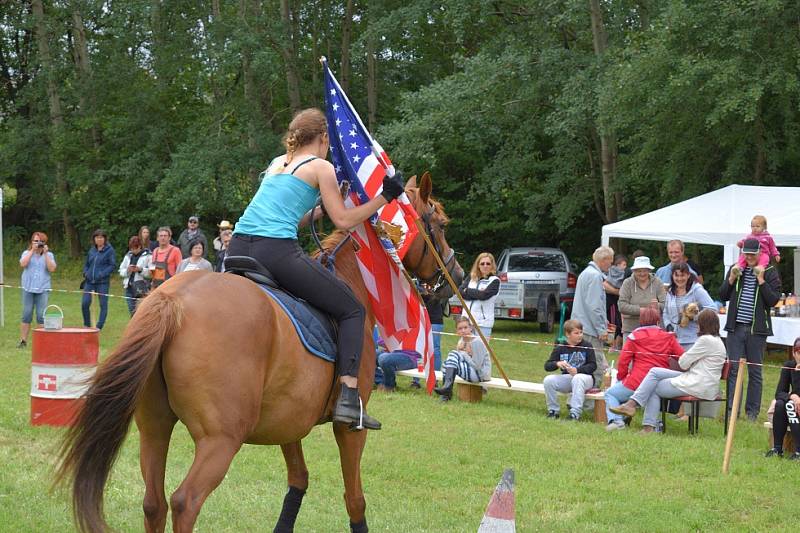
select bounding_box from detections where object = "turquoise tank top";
[235,158,319,239]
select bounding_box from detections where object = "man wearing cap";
[177,216,209,259]
[214,220,234,252]
[655,240,698,285]
[720,238,781,421]
[618,256,666,338]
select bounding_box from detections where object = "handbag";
[132,279,150,298]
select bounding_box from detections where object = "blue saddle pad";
[258,285,337,362]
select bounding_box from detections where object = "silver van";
[496,247,577,313]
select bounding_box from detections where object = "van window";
[507,253,566,272]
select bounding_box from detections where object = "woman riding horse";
[55,123,461,531]
[228,108,405,430]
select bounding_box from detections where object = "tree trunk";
[753,111,766,183]
[70,6,101,150]
[241,0,260,183]
[32,0,81,257]
[589,0,619,224]
[367,36,377,133]
[340,0,354,93]
[279,0,301,113]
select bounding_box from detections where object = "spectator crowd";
[17,216,235,344]
[17,211,796,456]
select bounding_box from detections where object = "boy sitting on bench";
[543,319,597,420]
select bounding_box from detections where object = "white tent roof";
[601,184,800,248]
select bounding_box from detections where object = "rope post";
[722,357,747,474]
[413,218,512,387]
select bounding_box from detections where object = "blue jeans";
[432,323,443,370]
[21,290,48,324]
[631,367,684,427]
[411,323,444,386]
[378,351,416,388]
[125,285,139,316]
[605,381,634,423]
[726,323,766,419]
[82,281,110,329]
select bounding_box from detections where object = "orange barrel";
[30,327,99,426]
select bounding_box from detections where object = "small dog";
[679,302,700,328]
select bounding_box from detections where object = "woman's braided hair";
[283,108,327,164]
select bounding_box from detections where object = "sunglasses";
[479,262,492,266]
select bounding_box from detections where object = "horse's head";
[402,172,464,301]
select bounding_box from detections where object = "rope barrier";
[439,329,800,373]
[4,282,797,372]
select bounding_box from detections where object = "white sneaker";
[605,420,626,431]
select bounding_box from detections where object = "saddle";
[224,256,338,362]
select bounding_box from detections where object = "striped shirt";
[736,268,757,324]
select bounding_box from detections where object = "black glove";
[380,172,405,202]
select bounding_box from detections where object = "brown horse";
[56,173,463,533]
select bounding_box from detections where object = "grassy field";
[0,265,796,532]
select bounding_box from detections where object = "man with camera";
[18,231,57,348]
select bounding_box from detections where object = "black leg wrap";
[273,485,306,533]
[350,518,368,533]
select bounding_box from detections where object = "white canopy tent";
[601,184,800,291]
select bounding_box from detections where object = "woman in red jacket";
[604,307,684,431]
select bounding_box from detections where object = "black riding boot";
[434,367,456,401]
[333,383,381,430]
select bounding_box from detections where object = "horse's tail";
[55,291,183,533]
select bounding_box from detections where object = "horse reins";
[411,203,457,295]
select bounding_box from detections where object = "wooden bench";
[395,369,608,424]
[764,421,795,453]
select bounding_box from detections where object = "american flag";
[322,58,435,393]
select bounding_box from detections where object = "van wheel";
[540,304,555,334]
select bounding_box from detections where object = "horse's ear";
[405,174,417,189]
[419,171,432,203]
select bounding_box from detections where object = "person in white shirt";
[610,309,726,433]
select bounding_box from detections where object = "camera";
[37,242,44,249]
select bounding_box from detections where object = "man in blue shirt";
[655,240,698,284]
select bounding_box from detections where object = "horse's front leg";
[333,425,368,533]
[274,441,310,533]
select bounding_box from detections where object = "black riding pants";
[773,399,800,450]
[229,234,365,377]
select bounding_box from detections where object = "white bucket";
[43,305,63,330]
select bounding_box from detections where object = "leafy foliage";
[1,0,799,284]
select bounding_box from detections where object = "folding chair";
[661,360,731,435]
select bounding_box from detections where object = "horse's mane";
[317,230,350,253]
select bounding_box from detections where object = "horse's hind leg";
[274,441,310,533]
[170,436,241,533]
[135,369,178,533]
[334,426,369,533]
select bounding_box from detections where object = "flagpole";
[412,218,512,387]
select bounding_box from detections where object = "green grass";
[0,267,795,532]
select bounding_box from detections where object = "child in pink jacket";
[732,215,780,277]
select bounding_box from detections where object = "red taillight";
[567,273,577,288]
[508,308,522,318]
[450,305,462,315]
[499,272,508,282]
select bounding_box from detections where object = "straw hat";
[217,220,234,231]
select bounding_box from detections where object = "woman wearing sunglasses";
[459,252,500,338]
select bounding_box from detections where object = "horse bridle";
[310,195,457,296]
[411,203,458,296]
